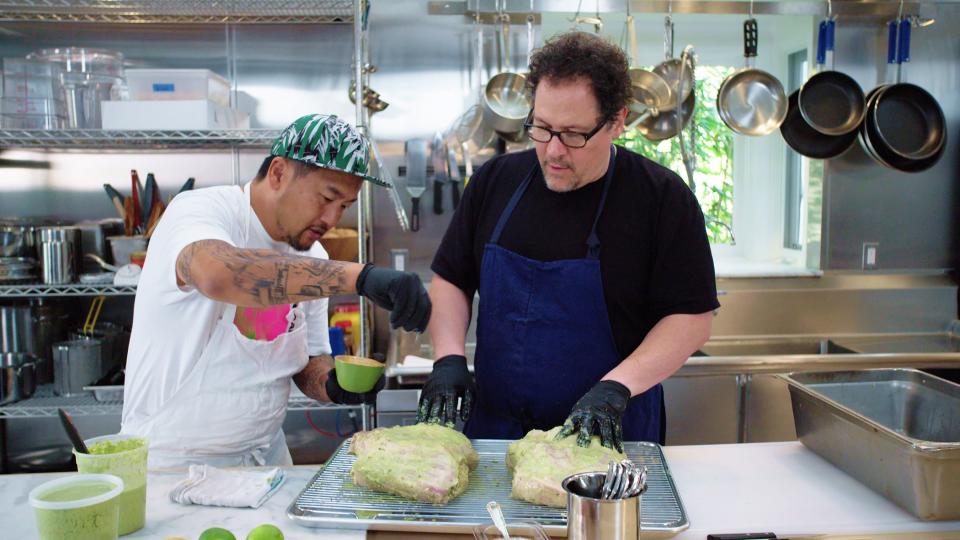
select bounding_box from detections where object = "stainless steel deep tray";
[782,368,960,520]
[288,438,689,536]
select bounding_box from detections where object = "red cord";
[304,409,340,438]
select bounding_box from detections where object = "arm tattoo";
[179,239,350,306]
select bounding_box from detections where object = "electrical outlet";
[862,242,879,270]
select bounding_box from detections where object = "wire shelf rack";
[1,386,368,418]
[0,283,137,297]
[0,0,354,24]
[0,129,280,149]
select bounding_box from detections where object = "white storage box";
[101,100,249,130]
[124,69,230,107]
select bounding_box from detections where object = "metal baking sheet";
[82,385,124,402]
[288,438,689,536]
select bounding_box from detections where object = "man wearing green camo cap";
[122,114,429,469]
[270,113,391,187]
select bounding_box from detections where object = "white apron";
[127,183,310,469]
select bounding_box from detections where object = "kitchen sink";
[696,338,857,357]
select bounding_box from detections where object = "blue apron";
[464,145,663,443]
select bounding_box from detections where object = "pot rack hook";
[827,0,833,20]
[748,0,754,18]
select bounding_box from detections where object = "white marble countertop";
[3,442,959,539]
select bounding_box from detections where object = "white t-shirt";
[121,183,331,428]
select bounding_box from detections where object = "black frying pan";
[861,20,946,171]
[861,84,946,173]
[781,89,856,159]
[798,19,865,136]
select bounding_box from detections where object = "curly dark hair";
[526,31,632,124]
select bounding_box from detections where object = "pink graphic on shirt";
[239,304,291,341]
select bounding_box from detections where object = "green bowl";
[334,355,385,393]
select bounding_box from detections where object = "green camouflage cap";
[270,114,389,187]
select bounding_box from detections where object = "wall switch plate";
[862,242,879,270]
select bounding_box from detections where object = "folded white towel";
[169,465,286,509]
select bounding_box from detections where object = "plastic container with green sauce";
[29,473,124,540]
[74,434,148,535]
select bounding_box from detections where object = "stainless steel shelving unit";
[0,283,136,297]
[0,129,279,150]
[1,386,366,419]
[0,0,354,24]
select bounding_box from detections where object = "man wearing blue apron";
[420,33,719,451]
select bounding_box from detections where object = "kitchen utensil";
[37,226,78,285]
[0,304,36,354]
[482,4,532,136]
[486,501,512,540]
[27,48,124,129]
[1,217,59,259]
[473,521,549,540]
[74,220,112,274]
[868,21,945,163]
[1,351,37,405]
[142,173,156,220]
[431,133,447,215]
[107,235,146,267]
[289,439,687,534]
[858,19,945,172]
[32,303,68,384]
[638,84,695,142]
[653,14,694,106]
[333,355,384,393]
[564,470,642,540]
[129,170,143,234]
[783,368,960,520]
[53,338,102,396]
[637,16,695,140]
[57,408,89,454]
[82,296,105,335]
[85,253,118,272]
[177,177,196,195]
[781,90,857,159]
[0,256,37,282]
[625,1,674,125]
[798,14,865,136]
[370,140,410,232]
[447,146,462,210]
[716,11,787,136]
[144,199,165,239]
[404,139,428,232]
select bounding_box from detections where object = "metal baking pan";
[82,385,123,402]
[288,438,688,537]
[781,368,960,520]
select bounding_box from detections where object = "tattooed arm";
[293,355,333,402]
[175,239,363,307]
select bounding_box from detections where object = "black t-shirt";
[431,146,720,359]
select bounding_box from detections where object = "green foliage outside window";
[616,66,735,244]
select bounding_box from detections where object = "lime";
[246,524,284,540]
[199,527,237,540]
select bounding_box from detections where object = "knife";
[404,139,428,232]
[447,146,461,210]
[431,133,447,215]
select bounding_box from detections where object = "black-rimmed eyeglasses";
[523,117,608,148]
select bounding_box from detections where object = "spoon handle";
[486,501,511,540]
[58,408,89,454]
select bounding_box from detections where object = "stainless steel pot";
[37,226,78,285]
[0,217,58,258]
[0,304,36,355]
[53,339,102,396]
[1,351,37,405]
[482,14,532,136]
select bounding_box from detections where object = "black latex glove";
[555,380,631,452]
[325,369,385,405]
[355,263,431,332]
[416,355,475,426]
